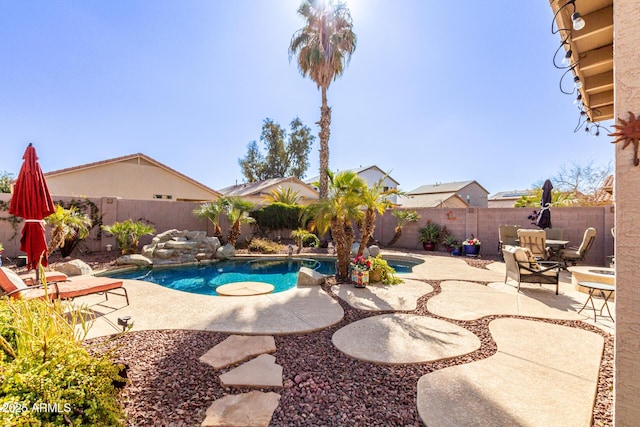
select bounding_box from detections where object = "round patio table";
[577,281,615,323]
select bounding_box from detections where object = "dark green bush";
[0,298,125,426]
[250,202,306,234]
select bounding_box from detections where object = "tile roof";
[219,177,317,197]
[397,192,468,208]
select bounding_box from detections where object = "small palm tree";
[357,179,396,256]
[387,210,420,246]
[289,0,357,199]
[101,220,156,255]
[193,199,227,241]
[263,186,302,205]
[291,228,320,253]
[45,205,93,257]
[307,170,365,280]
[224,197,256,246]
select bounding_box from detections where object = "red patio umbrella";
[9,143,55,270]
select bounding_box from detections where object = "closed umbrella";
[8,143,55,271]
[536,179,553,229]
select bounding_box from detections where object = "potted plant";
[441,235,460,255]
[369,255,402,284]
[462,235,481,256]
[350,255,371,287]
[417,221,441,251]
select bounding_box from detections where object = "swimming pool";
[107,257,419,296]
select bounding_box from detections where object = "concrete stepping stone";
[201,390,281,427]
[219,354,283,388]
[416,318,604,426]
[332,313,480,364]
[200,335,276,369]
[331,279,433,311]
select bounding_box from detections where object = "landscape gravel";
[35,250,612,426]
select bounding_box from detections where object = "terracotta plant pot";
[422,242,436,251]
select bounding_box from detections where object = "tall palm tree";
[289,0,357,199]
[307,170,365,280]
[224,197,256,246]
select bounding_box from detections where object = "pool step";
[201,335,281,427]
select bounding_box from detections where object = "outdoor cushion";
[0,267,29,293]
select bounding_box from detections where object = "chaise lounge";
[0,267,128,306]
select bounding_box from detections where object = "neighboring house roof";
[593,175,614,203]
[219,177,318,198]
[397,193,469,208]
[45,153,222,197]
[488,189,533,201]
[305,165,400,186]
[408,180,489,195]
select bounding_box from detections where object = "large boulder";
[216,243,236,260]
[297,267,325,286]
[55,259,93,276]
[368,245,380,257]
[116,254,153,267]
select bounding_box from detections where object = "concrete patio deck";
[74,252,613,426]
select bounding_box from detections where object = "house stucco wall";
[356,168,398,204]
[456,183,489,208]
[614,0,640,423]
[46,158,219,202]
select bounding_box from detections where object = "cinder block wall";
[0,193,614,266]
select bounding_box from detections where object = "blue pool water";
[107,257,417,296]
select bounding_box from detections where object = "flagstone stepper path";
[200,391,281,427]
[199,335,276,369]
[219,354,283,388]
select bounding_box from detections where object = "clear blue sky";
[0,0,614,196]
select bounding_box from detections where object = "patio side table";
[577,281,615,323]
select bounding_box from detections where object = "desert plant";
[368,255,402,285]
[417,221,442,245]
[289,0,357,198]
[0,293,125,425]
[263,186,302,205]
[45,204,93,257]
[387,210,420,246]
[305,170,366,280]
[193,199,227,242]
[248,237,285,254]
[357,177,396,256]
[224,197,256,246]
[291,228,319,252]
[101,219,156,255]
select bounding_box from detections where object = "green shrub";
[0,298,125,426]
[101,219,155,254]
[248,238,285,254]
[250,202,305,234]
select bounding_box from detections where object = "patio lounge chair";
[0,267,128,305]
[498,225,520,260]
[19,271,69,285]
[517,228,550,260]
[503,245,560,294]
[557,227,597,268]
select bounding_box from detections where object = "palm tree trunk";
[331,219,349,280]
[318,86,331,199]
[387,226,403,246]
[228,221,241,246]
[357,209,376,256]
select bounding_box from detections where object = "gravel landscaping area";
[11,249,610,426]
